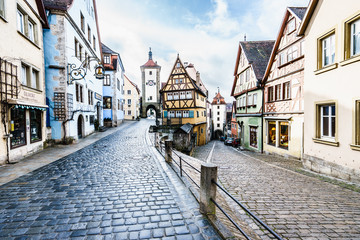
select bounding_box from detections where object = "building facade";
[160,56,208,146]
[211,91,226,139]
[0,0,49,164]
[102,43,125,127]
[140,48,161,118]
[262,7,306,159]
[43,0,103,142]
[123,75,140,120]
[298,0,360,183]
[231,41,274,152]
[230,102,238,138]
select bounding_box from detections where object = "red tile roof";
[211,92,226,105]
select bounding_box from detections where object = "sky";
[97,0,309,103]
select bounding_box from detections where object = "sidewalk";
[0,122,131,186]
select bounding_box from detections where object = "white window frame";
[167,92,173,100]
[320,104,336,139]
[183,111,189,118]
[322,34,335,67]
[104,55,111,64]
[180,91,185,99]
[17,9,25,34]
[169,111,175,118]
[351,19,360,57]
[186,91,192,99]
[173,92,179,100]
[176,111,182,118]
[287,18,295,34]
[253,93,257,106]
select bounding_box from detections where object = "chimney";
[244,34,247,41]
[196,71,200,82]
[184,62,189,67]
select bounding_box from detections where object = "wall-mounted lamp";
[67,56,105,85]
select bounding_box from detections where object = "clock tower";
[140,48,161,118]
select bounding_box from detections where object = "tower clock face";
[147,80,155,86]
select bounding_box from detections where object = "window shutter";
[189,110,194,118]
[164,111,168,118]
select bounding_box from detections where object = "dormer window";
[287,18,295,34]
[104,55,110,64]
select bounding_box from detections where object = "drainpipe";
[260,86,264,154]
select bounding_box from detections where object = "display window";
[250,126,258,148]
[279,121,289,149]
[268,121,276,146]
[30,110,42,143]
[10,108,26,148]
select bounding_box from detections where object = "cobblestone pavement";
[193,141,360,239]
[0,120,220,239]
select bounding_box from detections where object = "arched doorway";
[214,130,223,140]
[77,115,84,139]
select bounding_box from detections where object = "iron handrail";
[211,198,251,240]
[212,180,283,240]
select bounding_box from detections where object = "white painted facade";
[144,69,158,104]
[212,103,226,132]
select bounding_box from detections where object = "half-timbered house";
[231,41,274,152]
[262,7,306,159]
[160,55,208,146]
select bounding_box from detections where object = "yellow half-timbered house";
[160,55,208,146]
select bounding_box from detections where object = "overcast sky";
[97,0,309,103]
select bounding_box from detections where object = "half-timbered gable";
[160,55,208,146]
[231,40,274,152]
[262,7,306,159]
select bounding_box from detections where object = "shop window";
[10,108,26,148]
[279,122,289,149]
[30,110,42,143]
[103,97,112,109]
[268,121,276,146]
[249,126,258,148]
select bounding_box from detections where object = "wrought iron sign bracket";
[67,56,105,85]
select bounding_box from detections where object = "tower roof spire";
[149,47,152,60]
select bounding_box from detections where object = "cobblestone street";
[0,120,220,239]
[193,141,360,239]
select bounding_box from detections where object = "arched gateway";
[140,48,161,119]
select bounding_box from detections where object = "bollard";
[165,140,172,163]
[155,133,159,148]
[200,163,218,215]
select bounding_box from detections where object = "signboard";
[95,92,102,100]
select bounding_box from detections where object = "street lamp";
[67,56,105,85]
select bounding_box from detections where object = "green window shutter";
[164,111,168,118]
[189,110,194,118]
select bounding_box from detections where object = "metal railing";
[152,133,283,240]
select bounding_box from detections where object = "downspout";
[261,86,264,154]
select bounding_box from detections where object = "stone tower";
[140,48,161,118]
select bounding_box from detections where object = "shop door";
[77,115,84,139]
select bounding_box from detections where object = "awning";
[7,99,48,111]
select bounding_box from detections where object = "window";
[167,92,173,100]
[127,99,131,105]
[149,71,152,75]
[217,106,219,109]
[351,19,360,57]
[79,44,83,61]
[27,20,35,42]
[30,110,42,143]
[250,126,257,148]
[88,90,93,105]
[75,38,79,59]
[268,86,274,102]
[245,69,250,82]
[87,25,91,43]
[279,52,286,66]
[355,100,360,145]
[279,122,289,149]
[21,64,39,90]
[186,91,192,99]
[80,12,85,33]
[104,55,111,64]
[321,33,335,67]
[180,92,185,99]
[179,78,184,83]
[287,18,295,34]
[319,104,336,139]
[127,90,131,95]
[31,69,39,89]
[79,85,83,102]
[17,9,25,34]
[93,35,96,50]
[217,117,220,121]
[128,110,131,115]
[268,121,276,146]
[10,108,26,148]
[75,84,83,102]
[176,111,182,118]
[173,92,179,100]
[247,94,253,106]
[183,111,189,118]
[118,99,120,110]
[103,75,110,86]
[240,73,244,85]
[253,93,258,106]
[0,0,5,18]
[117,79,120,90]
[217,123,220,127]
[84,52,89,69]
[300,41,305,56]
[287,46,298,62]
[176,63,180,68]
[169,111,175,118]
[275,84,281,101]
[283,82,291,100]
[197,111,199,118]
[90,115,95,125]
[217,112,220,115]
[21,64,29,86]
[54,92,66,120]
[103,97,112,109]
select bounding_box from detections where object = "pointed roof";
[101,43,117,54]
[239,40,275,81]
[101,43,125,72]
[124,75,140,94]
[43,0,74,11]
[211,92,226,105]
[141,48,160,68]
[262,7,306,84]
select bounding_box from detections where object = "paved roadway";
[193,141,360,239]
[0,120,220,240]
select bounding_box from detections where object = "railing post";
[154,133,159,148]
[200,163,218,215]
[179,157,183,177]
[165,140,172,163]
